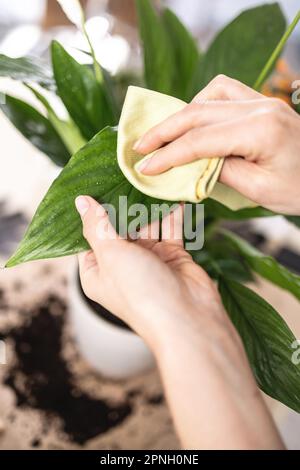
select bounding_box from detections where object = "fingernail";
[133,138,143,152]
[138,158,151,173]
[75,196,89,217]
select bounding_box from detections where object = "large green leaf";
[192,247,254,283]
[26,84,86,156]
[0,95,69,167]
[199,236,254,282]
[136,0,175,94]
[51,41,116,141]
[191,3,286,94]
[0,54,54,90]
[162,8,200,100]
[5,127,172,267]
[221,229,300,301]
[219,278,300,411]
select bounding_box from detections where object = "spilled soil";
[4,295,132,445]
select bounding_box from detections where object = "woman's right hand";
[135,75,300,215]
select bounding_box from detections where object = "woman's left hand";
[75,195,230,350]
[75,195,284,450]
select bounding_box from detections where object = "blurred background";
[0,0,300,243]
[0,0,300,451]
[0,0,299,234]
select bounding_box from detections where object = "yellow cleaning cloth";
[117,86,256,210]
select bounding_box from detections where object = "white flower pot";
[68,266,155,379]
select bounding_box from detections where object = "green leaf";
[192,248,254,283]
[101,67,121,124]
[5,127,171,267]
[216,259,254,282]
[0,54,54,90]
[162,8,200,100]
[26,84,86,155]
[204,198,274,220]
[205,236,254,282]
[0,95,69,167]
[51,41,116,141]
[191,3,286,94]
[219,278,300,412]
[136,0,175,94]
[221,229,300,301]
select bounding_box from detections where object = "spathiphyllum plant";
[1,0,300,410]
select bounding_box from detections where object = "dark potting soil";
[147,393,164,406]
[4,295,132,445]
[0,288,8,309]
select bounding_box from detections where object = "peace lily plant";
[1,0,300,405]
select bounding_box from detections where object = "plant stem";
[254,10,300,91]
[83,24,104,84]
[82,19,119,122]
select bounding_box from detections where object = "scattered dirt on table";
[147,393,164,406]
[0,288,7,309]
[31,438,41,448]
[4,295,132,444]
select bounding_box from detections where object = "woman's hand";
[75,196,231,349]
[135,75,300,215]
[75,195,284,450]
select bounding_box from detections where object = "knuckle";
[267,97,286,110]
[183,129,199,157]
[186,102,200,113]
[212,74,229,85]
[267,97,286,117]
[265,97,287,120]
[185,103,201,122]
[259,102,286,146]
[209,75,233,99]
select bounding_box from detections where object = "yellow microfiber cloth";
[117,86,256,210]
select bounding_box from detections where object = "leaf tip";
[4,257,17,269]
[50,39,63,56]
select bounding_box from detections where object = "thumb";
[75,196,119,256]
[220,157,266,204]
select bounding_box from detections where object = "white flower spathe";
[56,0,85,30]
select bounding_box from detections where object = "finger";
[219,156,268,204]
[140,111,268,175]
[192,74,263,103]
[161,204,184,247]
[75,196,128,262]
[135,99,267,156]
[136,218,160,248]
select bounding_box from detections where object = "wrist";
[149,303,284,450]
[145,301,237,365]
